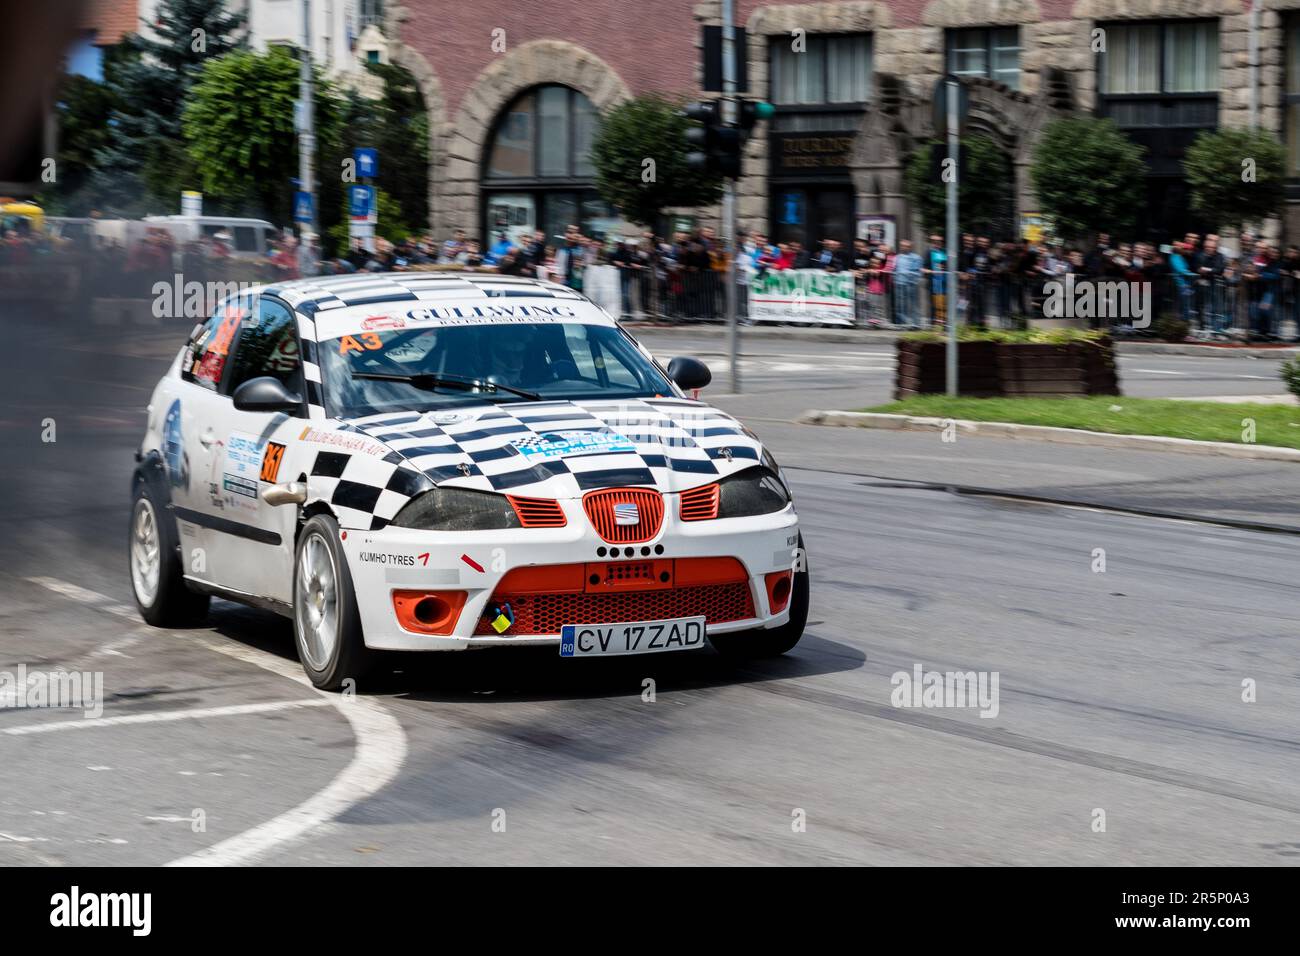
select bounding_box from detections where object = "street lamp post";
[722,0,740,394]
[299,0,317,241]
[945,77,959,396]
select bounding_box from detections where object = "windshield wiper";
[351,371,541,401]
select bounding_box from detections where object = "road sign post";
[349,183,376,252]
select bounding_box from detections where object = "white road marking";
[1130,368,1187,375]
[1,699,329,736]
[91,635,142,659]
[25,576,410,867]
[24,577,136,619]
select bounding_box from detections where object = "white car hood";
[341,396,765,500]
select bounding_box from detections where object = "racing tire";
[709,537,810,659]
[129,478,210,627]
[293,514,372,691]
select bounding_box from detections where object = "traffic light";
[682,99,773,180]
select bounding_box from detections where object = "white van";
[143,216,275,260]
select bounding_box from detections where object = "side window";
[233,226,258,253]
[227,297,302,397]
[180,298,247,392]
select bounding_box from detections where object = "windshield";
[320,321,676,418]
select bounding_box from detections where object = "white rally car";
[130,272,807,689]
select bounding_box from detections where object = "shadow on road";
[207,601,861,703]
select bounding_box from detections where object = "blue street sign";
[354,148,378,178]
[293,190,314,223]
[349,184,375,218]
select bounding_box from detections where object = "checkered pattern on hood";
[302,397,765,531]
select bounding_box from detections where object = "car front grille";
[582,487,664,544]
[474,583,755,636]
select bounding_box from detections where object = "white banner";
[748,269,856,326]
[584,264,622,317]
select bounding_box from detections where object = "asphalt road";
[1,315,1298,865]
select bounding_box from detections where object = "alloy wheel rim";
[295,533,339,670]
[130,498,161,606]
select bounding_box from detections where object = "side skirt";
[184,576,294,619]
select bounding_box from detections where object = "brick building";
[382,0,1300,246]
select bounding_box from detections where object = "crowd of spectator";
[5,211,1299,340]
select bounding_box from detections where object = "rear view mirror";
[667,356,712,391]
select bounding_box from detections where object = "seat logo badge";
[720,447,733,461]
[614,502,640,526]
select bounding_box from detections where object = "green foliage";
[1152,313,1190,343]
[1280,357,1300,399]
[39,69,120,215]
[1183,127,1286,233]
[91,0,246,215]
[591,94,723,229]
[318,65,430,256]
[182,47,342,224]
[1030,117,1146,242]
[903,135,1012,236]
[864,396,1300,450]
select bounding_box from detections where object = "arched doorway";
[480,85,617,247]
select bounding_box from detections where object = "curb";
[798,410,1300,462]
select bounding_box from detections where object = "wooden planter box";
[895,338,1119,399]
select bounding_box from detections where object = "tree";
[92,0,245,215]
[318,64,430,255]
[591,94,723,229]
[182,47,342,224]
[1031,116,1146,242]
[904,135,1013,236]
[38,58,123,215]
[362,62,430,234]
[1184,127,1286,235]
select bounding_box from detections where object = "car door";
[202,294,308,604]
[168,295,251,591]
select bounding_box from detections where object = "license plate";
[559,617,707,657]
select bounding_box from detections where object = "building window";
[946,28,1021,90]
[485,85,596,181]
[770,34,871,106]
[359,0,384,29]
[1100,21,1218,95]
[481,85,614,243]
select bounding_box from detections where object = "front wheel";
[129,479,209,627]
[710,537,810,659]
[293,514,372,691]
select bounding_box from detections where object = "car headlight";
[390,487,521,531]
[717,466,790,518]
